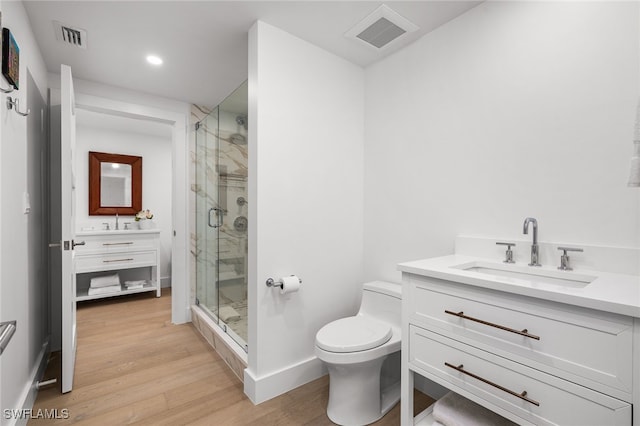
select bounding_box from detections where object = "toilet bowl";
[315,281,402,425]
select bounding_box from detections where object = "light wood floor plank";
[30,290,434,425]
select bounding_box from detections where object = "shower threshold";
[191,305,248,382]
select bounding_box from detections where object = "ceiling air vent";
[356,17,406,49]
[53,21,87,49]
[346,5,418,50]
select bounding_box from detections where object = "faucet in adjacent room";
[522,217,541,266]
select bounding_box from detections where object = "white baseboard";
[244,356,327,404]
[160,277,171,288]
[7,339,50,426]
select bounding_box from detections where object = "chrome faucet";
[523,217,541,266]
[115,213,119,230]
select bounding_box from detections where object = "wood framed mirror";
[89,151,142,215]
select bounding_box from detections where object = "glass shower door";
[216,82,248,349]
[195,80,248,351]
[195,107,221,325]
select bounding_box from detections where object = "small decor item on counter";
[135,209,154,229]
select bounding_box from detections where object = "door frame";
[74,93,190,324]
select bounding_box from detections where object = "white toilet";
[315,281,402,425]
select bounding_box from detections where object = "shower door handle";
[208,208,223,228]
[208,208,218,228]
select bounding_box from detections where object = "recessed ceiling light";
[146,55,163,66]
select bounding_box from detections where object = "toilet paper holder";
[266,276,302,288]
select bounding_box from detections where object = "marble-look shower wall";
[217,109,248,305]
[190,105,249,309]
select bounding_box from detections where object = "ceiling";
[23,1,481,108]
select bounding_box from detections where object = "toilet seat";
[316,316,392,353]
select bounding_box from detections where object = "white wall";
[75,114,173,285]
[245,21,365,403]
[364,1,640,283]
[0,0,50,421]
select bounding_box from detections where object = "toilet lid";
[316,316,392,353]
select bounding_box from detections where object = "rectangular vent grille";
[357,17,406,49]
[54,21,87,49]
[345,5,418,51]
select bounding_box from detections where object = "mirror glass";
[100,162,132,206]
[89,151,142,215]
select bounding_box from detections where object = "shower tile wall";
[217,109,248,312]
[190,104,248,342]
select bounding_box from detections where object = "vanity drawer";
[409,326,632,426]
[75,250,157,273]
[407,276,633,396]
[74,235,158,254]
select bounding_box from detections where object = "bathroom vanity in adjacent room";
[399,253,640,426]
[74,229,161,301]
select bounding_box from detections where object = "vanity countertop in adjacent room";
[398,254,640,317]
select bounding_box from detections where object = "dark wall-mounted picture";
[2,28,19,90]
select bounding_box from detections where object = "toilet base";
[325,355,400,425]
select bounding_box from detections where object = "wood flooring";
[30,290,434,425]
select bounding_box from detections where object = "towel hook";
[6,96,29,116]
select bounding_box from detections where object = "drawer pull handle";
[103,242,134,246]
[444,362,540,407]
[444,310,540,340]
[103,258,134,263]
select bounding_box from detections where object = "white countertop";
[76,229,160,236]
[398,255,640,318]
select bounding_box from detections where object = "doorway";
[72,94,189,325]
[49,87,189,367]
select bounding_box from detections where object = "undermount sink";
[451,261,597,288]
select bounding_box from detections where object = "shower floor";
[202,296,247,348]
[219,298,247,344]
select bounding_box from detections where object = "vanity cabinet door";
[407,275,633,398]
[409,326,632,426]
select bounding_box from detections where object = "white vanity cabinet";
[74,229,161,301]
[399,257,640,426]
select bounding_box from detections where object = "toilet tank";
[358,281,402,328]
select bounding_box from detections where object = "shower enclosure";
[195,81,248,351]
